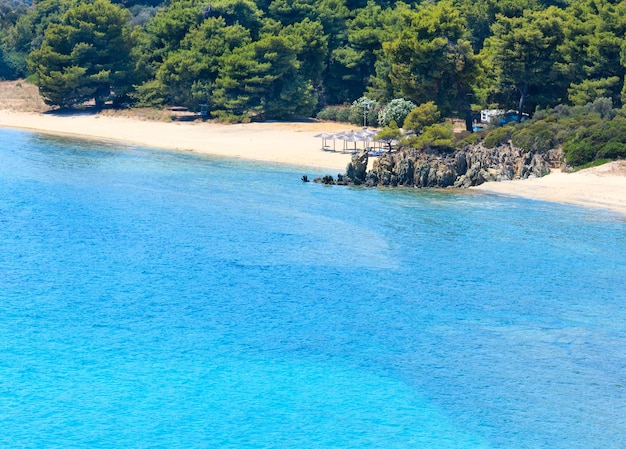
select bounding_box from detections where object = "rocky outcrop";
[316,142,562,188]
[345,150,368,185]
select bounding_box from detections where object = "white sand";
[473,162,626,215]
[1,109,625,215]
[0,109,357,171]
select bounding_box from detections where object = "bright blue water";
[1,128,625,448]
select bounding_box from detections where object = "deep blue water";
[1,128,625,448]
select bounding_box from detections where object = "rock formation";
[315,142,562,188]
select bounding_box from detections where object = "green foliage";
[510,120,558,152]
[560,0,626,107]
[334,105,351,123]
[348,96,378,126]
[2,0,77,78]
[325,44,368,104]
[316,96,379,126]
[563,117,626,166]
[570,158,612,172]
[278,18,328,85]
[212,35,316,120]
[28,0,134,107]
[149,17,251,108]
[207,0,264,39]
[568,77,620,106]
[313,0,353,104]
[455,129,484,147]
[378,98,416,127]
[454,0,542,51]
[0,0,32,78]
[403,101,441,134]
[475,99,625,167]
[481,7,568,114]
[132,0,209,87]
[375,120,402,151]
[376,1,480,118]
[403,123,454,151]
[483,125,511,148]
[128,4,160,26]
[267,0,315,26]
[316,105,348,122]
[552,97,618,120]
[213,110,251,123]
[420,123,454,150]
[586,97,617,120]
[327,1,389,105]
[133,78,165,107]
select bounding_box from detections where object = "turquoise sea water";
[1,128,625,448]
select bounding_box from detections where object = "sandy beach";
[0,109,357,171]
[1,108,625,215]
[474,163,626,215]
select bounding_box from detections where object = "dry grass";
[449,118,468,133]
[99,107,177,122]
[0,80,189,122]
[0,80,48,112]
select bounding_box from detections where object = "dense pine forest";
[1,0,626,165]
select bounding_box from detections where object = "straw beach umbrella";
[314,132,335,150]
[334,131,361,153]
[355,129,377,150]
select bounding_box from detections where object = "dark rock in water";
[322,174,335,184]
[313,174,336,185]
[326,142,562,189]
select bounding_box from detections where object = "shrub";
[316,98,380,126]
[596,118,626,159]
[348,96,379,127]
[316,105,350,122]
[335,106,352,123]
[563,117,626,166]
[378,98,417,128]
[554,116,601,143]
[562,138,597,166]
[483,126,511,148]
[552,97,617,120]
[316,106,336,121]
[403,101,441,134]
[588,97,617,120]
[375,120,402,151]
[571,158,612,171]
[511,121,558,153]
[213,110,251,123]
[455,130,483,148]
[403,124,454,151]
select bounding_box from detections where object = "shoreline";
[0,109,357,171]
[1,109,625,215]
[473,164,626,215]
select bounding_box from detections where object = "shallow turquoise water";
[1,128,625,448]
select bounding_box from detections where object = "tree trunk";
[517,83,528,123]
[465,108,473,133]
[454,74,474,133]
